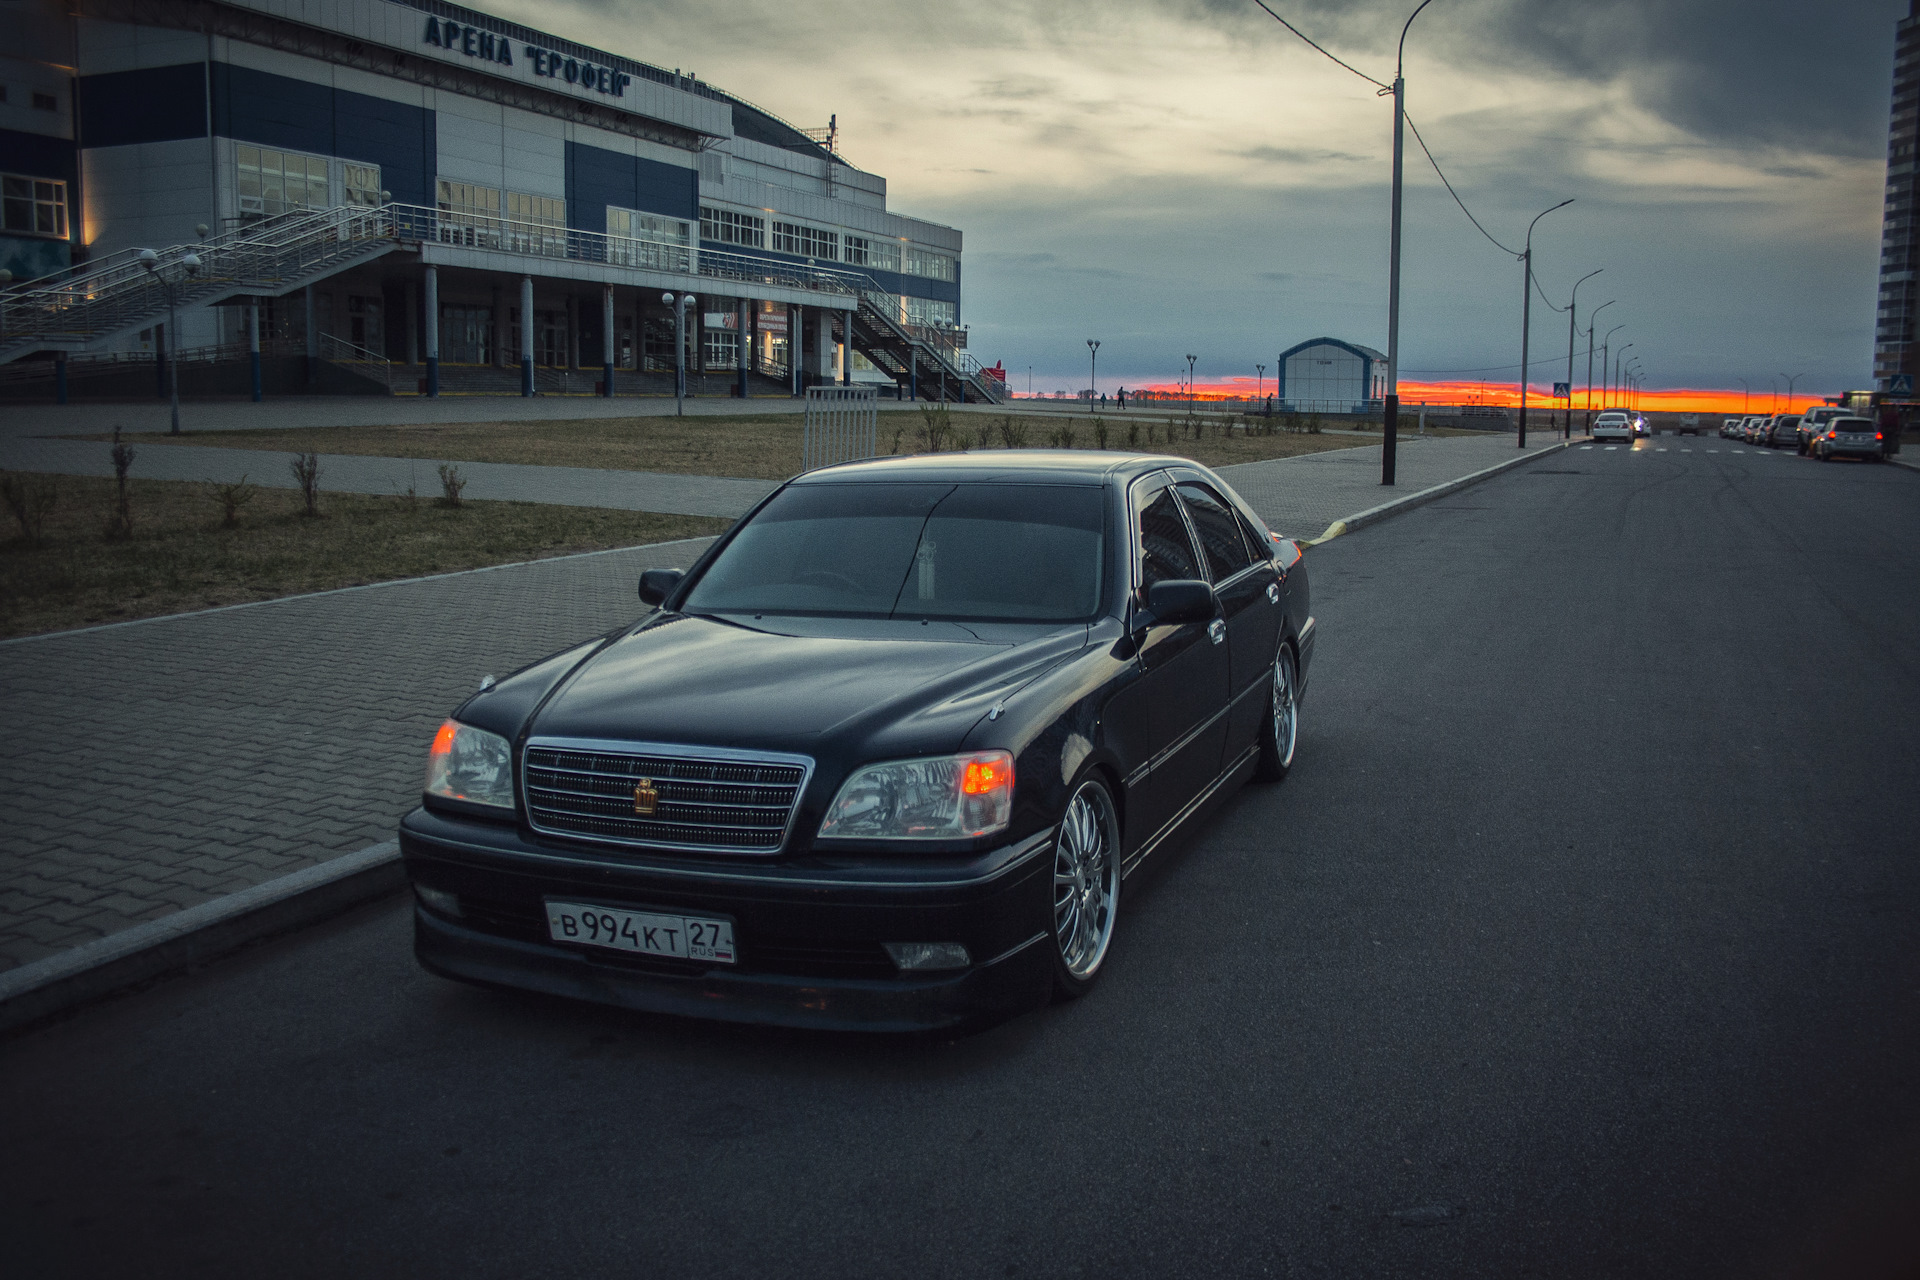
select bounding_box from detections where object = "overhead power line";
[1402,112,1519,257]
[1249,0,1389,90]
[1404,339,1602,376]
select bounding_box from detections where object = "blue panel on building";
[565,141,696,231]
[207,64,434,207]
[77,64,207,148]
[0,127,78,182]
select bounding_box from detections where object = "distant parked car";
[1766,415,1802,448]
[1814,417,1883,461]
[1743,417,1768,444]
[1677,414,1701,435]
[1592,411,1633,442]
[1721,419,1743,438]
[1796,406,1850,455]
[1631,414,1652,438]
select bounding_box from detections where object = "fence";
[803,386,877,472]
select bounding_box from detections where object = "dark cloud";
[1169,0,1903,159]
[1236,145,1370,163]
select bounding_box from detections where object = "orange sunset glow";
[1039,378,1848,416]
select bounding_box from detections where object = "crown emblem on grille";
[632,778,659,815]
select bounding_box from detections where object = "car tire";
[1049,772,1121,1001]
[1252,643,1300,783]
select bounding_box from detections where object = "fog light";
[414,884,461,918]
[884,941,971,972]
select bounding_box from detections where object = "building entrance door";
[442,307,493,364]
[535,310,568,367]
[346,295,383,353]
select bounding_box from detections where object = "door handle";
[1208,618,1226,645]
[1266,583,1280,604]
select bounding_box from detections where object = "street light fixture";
[1256,363,1267,410]
[139,247,201,436]
[1517,198,1574,449]
[1613,343,1634,414]
[1779,370,1806,411]
[1584,299,1615,427]
[1381,0,1440,487]
[1087,339,1100,411]
[1185,353,1197,419]
[1561,269,1602,439]
[1601,325,1625,408]
[662,292,693,416]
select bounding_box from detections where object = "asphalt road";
[5,439,1917,1278]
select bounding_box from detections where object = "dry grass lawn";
[0,473,728,639]
[108,408,1368,480]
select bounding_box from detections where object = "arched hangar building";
[0,0,998,400]
[1277,337,1387,414]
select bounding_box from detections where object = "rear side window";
[1175,482,1257,581]
[1137,487,1201,589]
[1833,419,1873,432]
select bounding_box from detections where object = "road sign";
[1891,375,1913,394]
[1552,381,1571,398]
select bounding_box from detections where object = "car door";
[1123,473,1231,857]
[1172,475,1281,763]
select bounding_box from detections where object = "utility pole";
[1585,301,1614,427]
[1087,339,1100,411]
[1563,270,1601,439]
[1517,199,1573,449]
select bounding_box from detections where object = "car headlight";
[424,719,515,809]
[818,751,1014,840]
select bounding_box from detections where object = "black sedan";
[400,452,1315,1031]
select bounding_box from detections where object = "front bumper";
[400,807,1055,1032]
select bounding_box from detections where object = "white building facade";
[0,0,991,400]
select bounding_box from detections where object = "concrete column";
[601,285,615,397]
[519,275,534,397]
[247,300,262,402]
[812,308,832,383]
[790,305,802,396]
[841,311,852,386]
[404,280,418,365]
[424,265,440,398]
[736,297,749,398]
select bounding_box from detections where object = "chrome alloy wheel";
[1052,779,1119,980]
[1271,646,1298,769]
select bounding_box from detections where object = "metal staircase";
[0,205,402,366]
[848,288,1001,404]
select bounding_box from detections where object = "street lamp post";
[1601,325,1625,409]
[1382,0,1439,486]
[1517,198,1574,449]
[1780,371,1806,410]
[1563,269,1602,439]
[662,292,695,416]
[1087,339,1100,411]
[1185,354,1197,420]
[1585,300,1614,427]
[1614,345,1633,412]
[1256,363,1266,411]
[138,248,202,436]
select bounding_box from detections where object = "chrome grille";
[523,739,812,854]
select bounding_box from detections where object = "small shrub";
[290,451,323,516]
[917,404,952,453]
[1093,417,1110,449]
[436,462,467,507]
[107,427,135,540]
[1125,420,1140,448]
[0,470,60,548]
[888,426,906,455]
[1050,421,1078,449]
[209,475,257,528]
[997,415,1029,449]
[972,422,992,450]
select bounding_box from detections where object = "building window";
[436,180,503,247]
[904,248,956,282]
[903,296,956,328]
[342,163,382,208]
[238,146,329,219]
[844,236,900,272]
[608,207,692,271]
[33,91,57,111]
[505,191,567,256]
[1,174,68,238]
[772,220,838,260]
[700,205,764,249]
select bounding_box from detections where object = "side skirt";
[1120,744,1261,879]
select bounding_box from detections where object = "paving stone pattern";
[0,538,713,972]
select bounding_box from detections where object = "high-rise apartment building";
[1876,0,1920,395]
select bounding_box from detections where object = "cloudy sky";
[509,0,1898,400]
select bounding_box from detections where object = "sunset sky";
[500,0,1897,404]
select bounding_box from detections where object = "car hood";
[526,610,1088,761]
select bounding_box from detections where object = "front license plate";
[545,901,736,964]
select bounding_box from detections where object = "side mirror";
[638,568,684,606]
[1144,579,1215,626]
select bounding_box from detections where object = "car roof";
[789,449,1185,487]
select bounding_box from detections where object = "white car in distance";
[1592,411,1634,442]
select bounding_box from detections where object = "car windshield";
[682,481,1107,622]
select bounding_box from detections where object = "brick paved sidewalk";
[0,537,713,973]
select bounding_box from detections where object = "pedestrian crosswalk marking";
[1657,448,1668,452]
[1579,445,1593,450]
[1604,446,1617,450]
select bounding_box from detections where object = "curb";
[1891,455,1918,474]
[1308,438,1578,544]
[0,840,404,1037]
